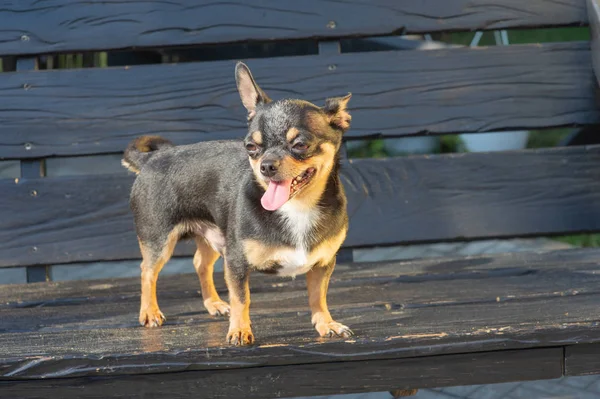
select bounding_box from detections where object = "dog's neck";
[277,155,344,248]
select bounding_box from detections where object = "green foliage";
[508,27,590,44]
[526,129,572,149]
[346,140,389,158]
[555,234,600,248]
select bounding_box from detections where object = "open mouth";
[290,167,316,198]
[260,167,316,211]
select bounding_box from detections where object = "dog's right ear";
[235,62,271,120]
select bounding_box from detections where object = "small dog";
[122,62,353,345]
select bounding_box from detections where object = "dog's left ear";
[324,93,352,132]
[235,62,271,120]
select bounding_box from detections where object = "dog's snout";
[260,159,279,177]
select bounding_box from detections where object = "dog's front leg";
[306,258,353,338]
[224,260,254,345]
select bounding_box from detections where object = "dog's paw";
[139,307,166,328]
[315,320,353,338]
[226,327,255,346]
[204,298,231,317]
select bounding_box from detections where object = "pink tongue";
[261,179,292,211]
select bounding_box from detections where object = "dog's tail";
[122,135,174,174]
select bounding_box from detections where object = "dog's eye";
[292,142,308,152]
[246,143,259,152]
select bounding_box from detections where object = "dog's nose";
[260,159,279,177]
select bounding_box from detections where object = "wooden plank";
[0,248,597,379]
[2,146,600,268]
[566,344,600,376]
[4,247,600,307]
[0,42,597,159]
[0,348,562,399]
[6,254,600,335]
[16,57,50,283]
[589,0,600,85]
[0,0,587,57]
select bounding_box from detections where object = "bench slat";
[1,42,596,159]
[2,0,587,57]
[0,349,562,399]
[588,0,600,84]
[1,146,600,268]
[566,344,600,376]
[3,247,598,306]
[2,248,598,386]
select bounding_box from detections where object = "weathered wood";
[2,146,600,268]
[0,42,597,159]
[16,57,49,283]
[5,247,600,307]
[589,0,600,85]
[0,0,587,57]
[0,349,562,399]
[0,248,598,380]
[565,344,600,376]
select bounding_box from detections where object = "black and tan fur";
[123,62,352,345]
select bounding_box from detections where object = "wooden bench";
[3,1,600,397]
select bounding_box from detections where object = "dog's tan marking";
[138,229,179,328]
[224,265,253,345]
[290,142,337,209]
[309,227,347,266]
[276,155,307,180]
[121,159,140,174]
[194,236,229,317]
[306,259,353,338]
[251,131,263,145]
[243,227,346,275]
[306,110,330,133]
[286,127,300,143]
[249,156,268,190]
[243,239,285,271]
[134,135,167,152]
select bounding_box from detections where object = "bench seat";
[2,248,600,398]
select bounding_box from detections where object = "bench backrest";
[1,0,600,280]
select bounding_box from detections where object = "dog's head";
[235,62,351,212]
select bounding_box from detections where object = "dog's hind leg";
[194,236,230,316]
[138,230,178,327]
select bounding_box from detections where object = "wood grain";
[2,248,596,379]
[2,146,600,268]
[588,0,600,85]
[0,349,562,399]
[566,344,600,376]
[0,0,587,57]
[0,42,597,159]
[5,247,600,307]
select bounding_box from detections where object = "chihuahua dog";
[122,62,352,345]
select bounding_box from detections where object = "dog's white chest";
[243,202,344,277]
[278,202,317,245]
[275,202,319,277]
[271,247,312,277]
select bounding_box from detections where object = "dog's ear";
[324,93,352,132]
[235,62,271,120]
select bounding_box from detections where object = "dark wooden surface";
[2,146,600,268]
[0,349,562,399]
[0,42,597,159]
[0,0,587,57]
[566,344,600,376]
[16,57,49,283]
[2,248,599,395]
[589,0,600,85]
